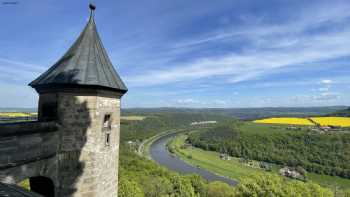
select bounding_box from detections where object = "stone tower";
[28,4,127,197]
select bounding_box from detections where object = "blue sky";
[1,0,350,108]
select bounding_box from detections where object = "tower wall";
[38,89,121,197]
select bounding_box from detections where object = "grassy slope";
[170,133,350,190]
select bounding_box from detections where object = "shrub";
[119,178,143,197]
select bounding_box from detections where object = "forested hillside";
[118,113,340,197]
[188,122,350,179]
[119,146,336,197]
[329,107,350,117]
[123,106,346,120]
[120,112,231,141]
[119,112,231,196]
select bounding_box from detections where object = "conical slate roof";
[29,7,127,93]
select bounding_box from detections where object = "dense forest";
[187,121,350,179]
[118,112,345,197]
[119,146,336,197]
[119,112,229,196]
[120,112,231,141]
[329,107,350,117]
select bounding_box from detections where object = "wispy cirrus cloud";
[173,98,230,108]
[1,1,350,108]
[173,2,350,49]
[313,92,340,101]
[0,58,44,83]
[127,29,350,87]
[126,2,350,88]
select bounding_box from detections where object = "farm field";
[120,115,146,121]
[0,112,37,117]
[169,133,350,190]
[254,117,313,125]
[254,117,350,127]
[311,117,350,127]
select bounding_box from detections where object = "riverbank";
[168,133,350,190]
[138,126,216,158]
[137,128,186,158]
[148,130,238,185]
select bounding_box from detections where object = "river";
[149,132,238,185]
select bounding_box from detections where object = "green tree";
[141,176,172,197]
[207,181,235,197]
[119,178,144,197]
[185,174,207,197]
[235,174,284,197]
[170,175,196,197]
[234,174,334,197]
[286,181,334,197]
[341,189,350,197]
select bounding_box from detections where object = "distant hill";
[0,108,37,113]
[328,107,350,117]
[123,106,348,120]
[1,106,347,120]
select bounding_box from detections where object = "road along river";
[149,132,238,185]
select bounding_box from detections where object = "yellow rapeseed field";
[254,117,350,127]
[0,112,33,117]
[254,117,314,125]
[311,117,350,127]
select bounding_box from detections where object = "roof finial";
[89,3,96,11]
[89,3,96,18]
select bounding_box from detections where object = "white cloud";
[321,79,333,85]
[0,58,44,82]
[212,99,228,105]
[0,58,45,72]
[174,2,350,49]
[309,78,340,101]
[290,92,341,105]
[318,87,330,92]
[173,98,231,107]
[175,98,201,105]
[128,28,350,86]
[126,3,350,87]
[312,92,340,101]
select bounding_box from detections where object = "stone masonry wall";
[0,121,59,185]
[0,90,122,197]
[52,92,121,197]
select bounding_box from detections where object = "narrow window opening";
[106,132,110,146]
[103,114,112,146]
[103,114,111,129]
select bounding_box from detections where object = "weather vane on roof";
[89,3,96,11]
[89,3,96,18]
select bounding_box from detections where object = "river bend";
[149,132,238,185]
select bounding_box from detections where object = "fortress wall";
[0,92,122,197]
[0,121,58,137]
[0,121,59,169]
[0,122,59,185]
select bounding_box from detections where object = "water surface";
[150,132,238,185]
